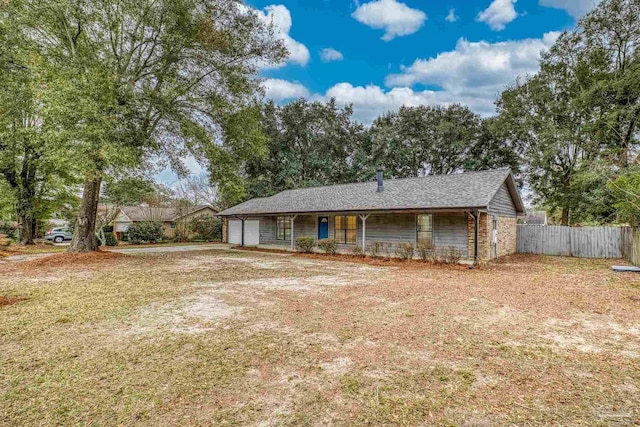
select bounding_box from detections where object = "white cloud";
[477,0,518,31]
[262,78,310,101]
[316,83,496,124]
[539,0,599,19]
[446,9,458,23]
[320,48,344,62]
[385,31,560,109]
[255,5,310,68]
[262,32,561,124]
[352,0,427,41]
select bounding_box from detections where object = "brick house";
[217,169,525,263]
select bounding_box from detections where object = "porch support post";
[289,215,298,251]
[471,210,479,266]
[358,214,370,251]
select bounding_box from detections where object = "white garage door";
[228,220,242,244]
[244,220,260,246]
[228,219,260,246]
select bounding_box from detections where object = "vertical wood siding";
[517,225,622,258]
[621,227,640,266]
[488,183,517,217]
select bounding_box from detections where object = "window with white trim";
[417,214,433,246]
[334,215,357,244]
[276,216,291,241]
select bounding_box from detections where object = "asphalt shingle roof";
[218,168,524,216]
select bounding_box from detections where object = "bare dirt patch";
[0,296,26,308]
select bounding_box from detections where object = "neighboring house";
[217,168,526,263]
[521,210,547,225]
[113,205,217,240]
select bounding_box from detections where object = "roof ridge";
[274,168,511,195]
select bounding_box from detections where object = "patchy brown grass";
[19,250,130,269]
[0,243,65,258]
[1,250,639,426]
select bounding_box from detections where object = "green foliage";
[103,232,118,247]
[295,237,316,253]
[365,104,518,178]
[442,246,462,264]
[189,215,222,242]
[6,0,287,250]
[495,0,640,225]
[0,222,18,240]
[127,221,163,244]
[395,243,414,261]
[367,241,384,258]
[245,99,366,199]
[0,234,11,248]
[318,238,337,255]
[103,178,161,206]
[608,167,640,225]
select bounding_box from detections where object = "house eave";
[217,206,489,217]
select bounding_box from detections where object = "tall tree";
[365,104,516,179]
[11,0,286,251]
[495,0,640,225]
[244,99,366,198]
[0,11,75,243]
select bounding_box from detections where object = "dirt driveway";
[0,249,639,426]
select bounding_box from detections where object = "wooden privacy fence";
[621,227,640,266]
[517,225,623,259]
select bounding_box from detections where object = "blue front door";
[318,217,329,240]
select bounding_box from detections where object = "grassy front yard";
[1,249,639,426]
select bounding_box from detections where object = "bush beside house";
[127,221,164,244]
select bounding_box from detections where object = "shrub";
[189,215,222,241]
[351,245,365,257]
[0,233,11,248]
[367,241,384,258]
[443,246,462,264]
[417,241,436,262]
[103,232,118,247]
[295,236,316,253]
[383,242,393,258]
[127,221,163,244]
[318,238,337,255]
[395,243,414,260]
[0,222,17,240]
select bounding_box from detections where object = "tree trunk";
[17,190,36,245]
[561,173,571,226]
[68,171,102,253]
[561,208,569,226]
[18,215,35,245]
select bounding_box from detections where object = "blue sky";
[250,0,598,123]
[156,0,598,184]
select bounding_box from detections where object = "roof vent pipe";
[376,169,384,192]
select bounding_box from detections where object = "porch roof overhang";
[220,206,487,218]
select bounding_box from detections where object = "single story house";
[113,205,217,240]
[217,168,525,263]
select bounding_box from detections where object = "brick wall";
[496,216,517,257]
[221,217,228,243]
[467,213,515,261]
[467,213,491,261]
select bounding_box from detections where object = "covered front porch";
[227,210,484,262]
